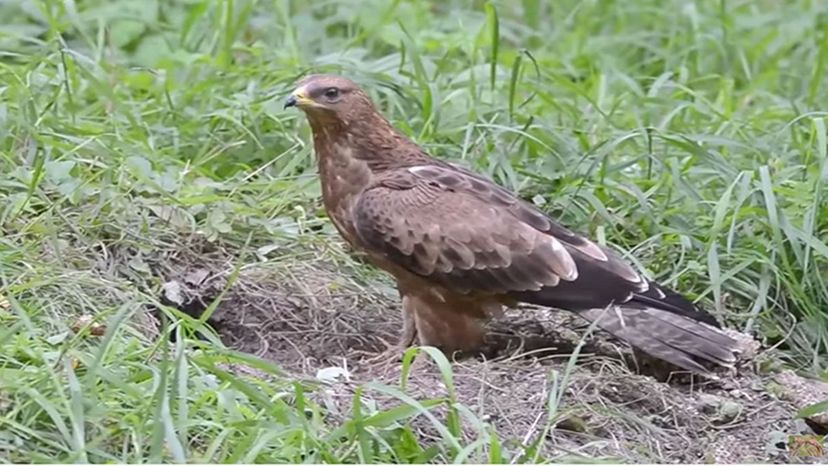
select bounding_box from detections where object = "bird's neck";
[308,113,430,171]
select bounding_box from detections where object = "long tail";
[579,304,739,373]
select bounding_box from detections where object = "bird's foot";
[353,337,413,376]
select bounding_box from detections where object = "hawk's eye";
[324,87,340,100]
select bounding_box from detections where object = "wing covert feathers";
[353,171,578,294]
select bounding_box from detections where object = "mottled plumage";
[284,74,739,374]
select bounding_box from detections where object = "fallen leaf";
[162,280,184,305]
[184,269,209,286]
[316,366,351,383]
[70,315,106,336]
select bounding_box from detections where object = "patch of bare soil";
[150,247,826,464]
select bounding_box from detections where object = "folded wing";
[353,163,738,372]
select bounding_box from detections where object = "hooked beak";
[284,85,312,109]
[283,95,297,109]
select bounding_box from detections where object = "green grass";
[1,0,827,462]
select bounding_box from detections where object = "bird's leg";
[395,301,418,348]
[355,297,418,369]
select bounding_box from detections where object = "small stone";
[719,400,743,422]
[556,414,590,433]
[765,381,786,398]
[698,393,722,414]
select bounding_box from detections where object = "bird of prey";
[284,74,739,374]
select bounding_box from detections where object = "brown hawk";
[284,74,739,374]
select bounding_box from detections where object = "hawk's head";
[284,73,419,162]
[284,74,373,123]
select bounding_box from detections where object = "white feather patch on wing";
[407,165,432,175]
[548,235,578,281]
[574,239,609,262]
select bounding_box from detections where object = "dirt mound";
[150,249,824,463]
